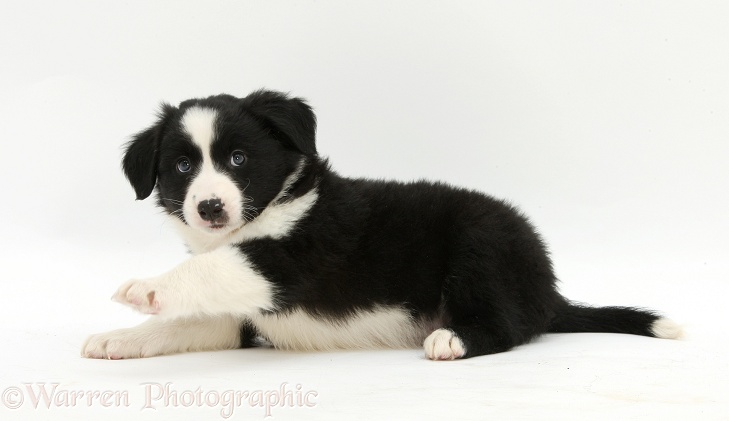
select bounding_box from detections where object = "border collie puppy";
[82,90,682,360]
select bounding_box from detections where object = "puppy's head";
[122,90,317,236]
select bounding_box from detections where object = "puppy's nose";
[198,199,224,221]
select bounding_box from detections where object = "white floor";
[1,242,727,420]
[3,321,728,420]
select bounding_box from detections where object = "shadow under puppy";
[83,90,682,360]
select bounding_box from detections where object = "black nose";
[198,199,224,221]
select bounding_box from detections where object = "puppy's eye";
[230,151,246,167]
[176,158,192,173]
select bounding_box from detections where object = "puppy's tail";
[547,302,683,339]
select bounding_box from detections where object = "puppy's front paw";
[424,329,466,361]
[112,279,164,315]
[83,329,162,359]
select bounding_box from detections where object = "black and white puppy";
[82,90,682,360]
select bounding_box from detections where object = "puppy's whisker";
[241,179,252,192]
[161,197,185,205]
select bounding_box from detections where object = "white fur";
[650,318,684,339]
[423,328,466,360]
[233,188,318,243]
[250,306,429,351]
[112,246,275,319]
[181,106,217,150]
[180,106,244,234]
[269,158,307,205]
[82,315,241,359]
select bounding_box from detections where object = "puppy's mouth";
[202,220,246,237]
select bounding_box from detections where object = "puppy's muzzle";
[197,198,229,226]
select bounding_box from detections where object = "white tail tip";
[651,318,684,340]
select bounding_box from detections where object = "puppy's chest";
[248,307,430,351]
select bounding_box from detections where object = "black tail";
[548,302,680,338]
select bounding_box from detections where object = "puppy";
[82,90,682,360]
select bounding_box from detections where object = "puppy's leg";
[112,246,275,319]
[425,238,556,360]
[424,284,541,360]
[82,315,247,359]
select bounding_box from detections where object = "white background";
[1,1,727,420]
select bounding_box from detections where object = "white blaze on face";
[180,106,243,234]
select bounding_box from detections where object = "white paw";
[112,278,167,315]
[82,328,166,359]
[424,329,466,361]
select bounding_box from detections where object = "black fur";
[123,90,667,359]
[122,104,177,200]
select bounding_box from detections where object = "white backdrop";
[0,1,727,420]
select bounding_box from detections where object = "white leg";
[112,246,275,319]
[82,315,242,359]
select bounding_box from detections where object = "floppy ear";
[241,90,317,155]
[122,103,177,200]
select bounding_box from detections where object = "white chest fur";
[171,188,319,254]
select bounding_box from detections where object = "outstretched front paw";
[83,328,157,359]
[112,279,164,315]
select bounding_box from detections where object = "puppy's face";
[122,91,317,236]
[158,104,293,235]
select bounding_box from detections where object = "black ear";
[241,90,317,155]
[122,103,177,200]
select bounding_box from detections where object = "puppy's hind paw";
[424,328,466,361]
